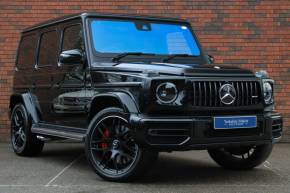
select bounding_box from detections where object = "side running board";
[31,123,87,141]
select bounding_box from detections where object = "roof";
[22,12,188,33]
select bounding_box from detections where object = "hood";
[109,62,255,77]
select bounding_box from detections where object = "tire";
[85,107,158,182]
[208,144,273,170]
[10,104,44,156]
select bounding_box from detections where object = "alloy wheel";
[89,115,139,176]
[224,146,256,159]
[11,108,27,151]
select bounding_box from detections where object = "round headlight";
[263,82,273,104]
[156,82,178,104]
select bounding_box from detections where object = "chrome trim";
[219,84,237,105]
[156,82,178,104]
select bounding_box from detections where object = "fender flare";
[89,92,139,114]
[10,93,41,124]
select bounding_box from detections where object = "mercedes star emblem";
[219,84,237,105]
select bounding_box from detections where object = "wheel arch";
[88,92,139,122]
[9,93,41,124]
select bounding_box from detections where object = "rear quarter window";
[17,34,37,69]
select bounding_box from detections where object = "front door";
[50,23,88,128]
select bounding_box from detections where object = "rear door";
[32,27,60,123]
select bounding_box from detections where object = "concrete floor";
[0,142,289,193]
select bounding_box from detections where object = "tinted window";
[62,25,83,51]
[90,20,200,56]
[38,30,59,66]
[17,34,37,69]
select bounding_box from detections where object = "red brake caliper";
[100,129,110,149]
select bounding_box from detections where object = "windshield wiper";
[112,52,156,63]
[163,54,198,63]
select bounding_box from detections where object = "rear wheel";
[208,144,273,170]
[10,104,44,156]
[85,107,158,182]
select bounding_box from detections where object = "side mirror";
[58,49,84,66]
[206,54,214,64]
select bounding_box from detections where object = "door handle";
[56,83,60,88]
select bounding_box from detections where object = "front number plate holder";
[213,116,257,130]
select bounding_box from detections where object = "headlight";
[156,82,178,104]
[263,81,273,104]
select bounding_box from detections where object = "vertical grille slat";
[193,82,196,106]
[254,82,258,104]
[191,80,260,107]
[241,82,245,106]
[249,82,253,105]
[198,82,202,106]
[204,82,207,106]
[231,82,236,106]
[245,82,249,105]
[209,82,212,107]
[219,82,222,106]
[214,82,218,106]
[236,82,240,106]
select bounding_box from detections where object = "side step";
[31,123,87,141]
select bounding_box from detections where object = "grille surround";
[191,80,261,107]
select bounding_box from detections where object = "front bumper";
[130,112,283,151]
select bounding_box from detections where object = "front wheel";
[208,144,273,170]
[85,107,158,182]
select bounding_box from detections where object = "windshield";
[90,19,201,56]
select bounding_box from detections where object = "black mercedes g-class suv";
[10,13,283,182]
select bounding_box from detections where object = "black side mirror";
[58,49,84,66]
[206,54,214,64]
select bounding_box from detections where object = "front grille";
[192,81,261,107]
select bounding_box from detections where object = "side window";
[17,34,37,69]
[38,30,59,67]
[62,25,83,51]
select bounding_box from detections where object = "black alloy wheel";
[11,105,27,152]
[86,107,158,182]
[208,144,273,170]
[90,115,138,175]
[10,104,44,156]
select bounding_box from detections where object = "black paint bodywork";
[11,13,282,151]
